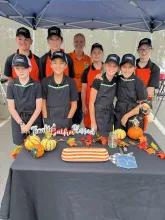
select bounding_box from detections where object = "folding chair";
[0,74,8,104]
[156,73,165,98]
[154,73,165,119]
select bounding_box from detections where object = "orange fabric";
[84,67,102,128]
[68,51,92,92]
[45,56,69,77]
[135,68,151,87]
[12,53,40,81]
[143,115,148,131]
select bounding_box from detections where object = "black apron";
[95,79,116,132]
[11,78,42,145]
[115,76,144,130]
[11,114,42,145]
[44,76,72,129]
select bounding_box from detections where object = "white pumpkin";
[41,138,57,151]
[114,129,126,139]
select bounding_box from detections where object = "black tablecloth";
[1,133,165,220]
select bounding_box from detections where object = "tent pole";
[7,2,33,27]
[35,1,52,28]
[32,29,35,54]
[134,33,138,56]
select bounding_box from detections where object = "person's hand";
[82,105,88,115]
[95,74,103,80]
[20,124,31,134]
[147,87,154,98]
[91,121,97,131]
[121,114,129,127]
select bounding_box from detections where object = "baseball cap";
[105,54,120,66]
[12,54,31,68]
[51,51,67,63]
[138,38,152,48]
[16,27,31,38]
[91,43,104,52]
[120,54,136,67]
[47,26,63,39]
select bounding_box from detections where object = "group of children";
[5,26,160,145]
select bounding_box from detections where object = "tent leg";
[32,29,35,54]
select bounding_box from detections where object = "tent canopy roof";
[0,0,165,32]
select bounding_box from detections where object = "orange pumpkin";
[31,144,44,158]
[24,135,41,151]
[127,126,143,140]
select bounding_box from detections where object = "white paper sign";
[31,124,95,136]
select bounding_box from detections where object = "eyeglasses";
[138,48,151,53]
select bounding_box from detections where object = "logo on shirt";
[84,62,89,69]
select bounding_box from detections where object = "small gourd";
[31,144,44,158]
[41,130,57,151]
[41,138,57,151]
[127,126,143,140]
[114,129,126,139]
[24,135,41,151]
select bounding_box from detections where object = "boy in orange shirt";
[81,43,104,128]
[4,27,40,82]
[40,26,75,79]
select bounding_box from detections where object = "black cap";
[120,54,136,67]
[138,38,152,48]
[16,27,31,38]
[47,26,63,39]
[51,51,67,63]
[12,54,31,68]
[91,43,103,52]
[105,54,120,66]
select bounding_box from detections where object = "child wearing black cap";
[40,26,75,79]
[115,54,148,130]
[135,38,160,99]
[42,51,78,128]
[4,27,40,82]
[89,54,120,132]
[81,43,104,128]
[7,54,42,145]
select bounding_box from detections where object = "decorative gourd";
[127,126,143,140]
[114,129,126,139]
[31,144,44,158]
[24,135,41,151]
[41,138,57,151]
[45,130,52,139]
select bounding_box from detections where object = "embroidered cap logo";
[16,58,25,63]
[141,39,149,44]
[110,56,117,61]
[19,29,27,33]
[55,52,63,56]
[50,30,57,34]
[126,56,133,61]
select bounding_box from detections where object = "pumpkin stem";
[31,148,38,158]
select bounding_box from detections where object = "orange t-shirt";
[68,51,92,92]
